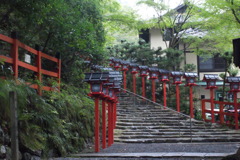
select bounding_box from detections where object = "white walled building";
[139,27,228,110]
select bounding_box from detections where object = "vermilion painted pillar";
[102,100,106,149]
[176,84,180,112]
[57,56,61,91]
[123,71,127,91]
[94,98,99,152]
[35,45,42,96]
[132,74,136,94]
[111,102,114,144]
[107,102,112,147]
[11,32,19,79]
[189,86,194,118]
[151,79,156,102]
[113,102,116,128]
[210,88,215,123]
[234,92,239,130]
[141,77,146,98]
[163,82,167,108]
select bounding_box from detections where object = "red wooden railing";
[201,99,240,129]
[0,33,61,95]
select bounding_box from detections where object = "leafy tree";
[181,0,240,100]
[182,0,240,54]
[0,0,111,157]
[0,79,94,157]
[0,0,106,84]
[100,0,140,45]
[137,0,198,49]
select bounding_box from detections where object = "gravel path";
[98,142,240,154]
[51,143,240,160]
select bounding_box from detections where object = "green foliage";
[101,0,140,45]
[107,39,162,66]
[184,0,240,54]
[137,0,198,49]
[0,79,94,157]
[184,64,196,72]
[156,48,184,71]
[0,0,106,84]
[228,63,239,77]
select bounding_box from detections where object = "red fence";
[0,33,61,95]
[202,99,240,129]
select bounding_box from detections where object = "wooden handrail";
[0,33,61,95]
[201,99,240,129]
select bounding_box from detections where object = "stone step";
[115,134,240,139]
[117,109,184,113]
[114,137,240,143]
[117,110,183,117]
[116,131,239,136]
[117,106,162,109]
[116,123,212,129]
[114,128,230,133]
[116,121,210,126]
[115,125,222,130]
[115,94,240,144]
[71,152,234,160]
[117,114,187,120]
[116,120,212,127]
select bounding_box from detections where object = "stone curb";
[70,152,234,158]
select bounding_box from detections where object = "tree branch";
[42,31,53,53]
[229,0,240,24]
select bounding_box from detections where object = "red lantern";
[226,77,240,92]
[129,63,139,74]
[138,66,148,77]
[120,60,129,71]
[171,71,183,84]
[203,74,219,89]
[84,72,109,96]
[158,69,169,82]
[148,67,159,79]
[184,72,198,86]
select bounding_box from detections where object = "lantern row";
[110,57,240,91]
[108,57,240,119]
[84,71,123,152]
[109,57,199,86]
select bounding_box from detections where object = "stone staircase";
[114,93,240,143]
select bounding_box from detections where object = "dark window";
[139,29,150,43]
[233,38,240,67]
[198,55,226,72]
[163,28,172,41]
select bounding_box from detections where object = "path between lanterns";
[53,93,240,160]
